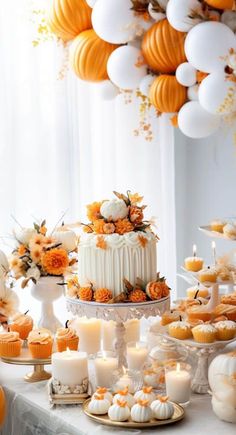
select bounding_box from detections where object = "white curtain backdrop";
[0,0,177,319]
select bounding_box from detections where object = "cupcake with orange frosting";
[0,331,22,357]
[28,328,53,359]
[56,326,79,352]
[10,312,33,340]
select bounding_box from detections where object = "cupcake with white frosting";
[192,324,217,343]
[214,320,236,341]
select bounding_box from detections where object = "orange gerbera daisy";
[41,248,69,275]
[86,202,103,222]
[93,219,106,234]
[115,219,134,235]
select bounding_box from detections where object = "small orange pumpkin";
[69,30,119,81]
[205,0,234,9]
[48,0,92,42]
[149,75,187,113]
[0,386,6,427]
[142,19,186,74]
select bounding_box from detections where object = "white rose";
[0,250,9,279]
[14,227,37,245]
[53,229,77,252]
[100,199,128,222]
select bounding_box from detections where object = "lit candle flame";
[193,244,197,257]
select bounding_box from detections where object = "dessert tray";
[199,225,236,240]
[82,398,184,429]
[1,347,51,382]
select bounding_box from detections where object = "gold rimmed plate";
[82,399,184,429]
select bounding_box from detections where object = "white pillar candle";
[165,363,191,404]
[126,342,148,371]
[125,320,140,343]
[94,352,118,388]
[70,317,101,355]
[52,349,88,388]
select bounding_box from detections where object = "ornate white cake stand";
[66,297,170,368]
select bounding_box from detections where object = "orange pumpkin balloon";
[0,386,6,427]
[205,0,234,9]
[142,19,186,74]
[69,29,119,82]
[48,0,92,42]
[149,75,187,113]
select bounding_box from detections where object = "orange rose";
[129,206,144,224]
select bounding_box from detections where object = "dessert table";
[0,361,235,435]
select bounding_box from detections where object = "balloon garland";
[48,0,236,139]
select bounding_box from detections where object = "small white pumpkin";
[134,387,156,405]
[13,227,37,245]
[88,395,110,415]
[131,400,153,423]
[100,199,128,222]
[212,394,236,423]
[53,228,77,252]
[208,351,236,392]
[113,387,135,408]
[151,396,174,420]
[92,387,113,404]
[108,400,130,422]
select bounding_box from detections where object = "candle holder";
[48,377,92,406]
[165,362,192,407]
[94,351,118,389]
[112,367,143,394]
[126,341,148,371]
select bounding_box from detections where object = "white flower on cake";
[13,227,37,245]
[100,199,128,222]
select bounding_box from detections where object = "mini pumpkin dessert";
[210,220,226,233]
[88,394,110,415]
[113,387,135,408]
[151,396,174,420]
[92,387,113,404]
[168,321,192,340]
[186,285,209,299]
[192,324,217,343]
[108,400,131,422]
[131,400,153,423]
[161,310,185,326]
[28,328,53,359]
[134,386,156,405]
[56,326,79,352]
[184,256,203,272]
[223,223,236,239]
[214,320,236,341]
[10,311,33,340]
[0,331,22,357]
[198,268,217,284]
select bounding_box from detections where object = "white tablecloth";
[0,361,235,435]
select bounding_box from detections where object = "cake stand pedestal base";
[24,364,51,383]
[114,322,127,368]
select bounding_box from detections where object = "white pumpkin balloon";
[212,395,236,424]
[167,0,203,32]
[14,227,37,245]
[187,84,199,101]
[176,62,197,87]
[88,395,110,415]
[107,46,147,90]
[208,351,236,393]
[151,397,174,420]
[108,401,131,421]
[199,72,236,115]
[131,401,152,422]
[92,0,146,44]
[53,228,77,252]
[221,11,236,33]
[178,101,220,139]
[139,74,156,97]
[185,22,236,73]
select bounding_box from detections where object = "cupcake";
[187,305,212,322]
[0,331,22,357]
[223,223,236,239]
[192,324,217,343]
[168,321,192,340]
[10,312,33,340]
[198,268,217,284]
[214,320,236,341]
[28,328,53,359]
[210,220,226,233]
[56,327,79,352]
[161,310,184,326]
[186,285,209,299]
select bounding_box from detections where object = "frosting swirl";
[0,331,20,342]
[192,324,217,333]
[12,313,33,327]
[80,231,156,249]
[56,327,77,340]
[169,321,190,330]
[28,328,52,344]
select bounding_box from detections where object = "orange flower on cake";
[103,223,115,234]
[129,206,144,225]
[129,288,147,303]
[41,248,69,276]
[94,288,112,303]
[86,202,103,222]
[79,286,93,301]
[146,275,170,300]
[115,219,134,235]
[93,219,106,234]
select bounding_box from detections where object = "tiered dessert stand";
[66,296,170,368]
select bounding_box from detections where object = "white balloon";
[221,11,236,33]
[86,0,97,7]
[185,21,236,73]
[199,72,236,115]
[176,62,197,87]
[92,0,147,44]
[97,80,119,100]
[167,0,202,32]
[139,74,156,97]
[107,46,147,90]
[187,84,199,101]
[148,5,166,22]
[178,101,220,138]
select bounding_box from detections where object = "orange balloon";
[0,386,6,427]
[149,75,187,113]
[205,0,234,9]
[48,0,92,42]
[70,29,119,82]
[142,19,186,74]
